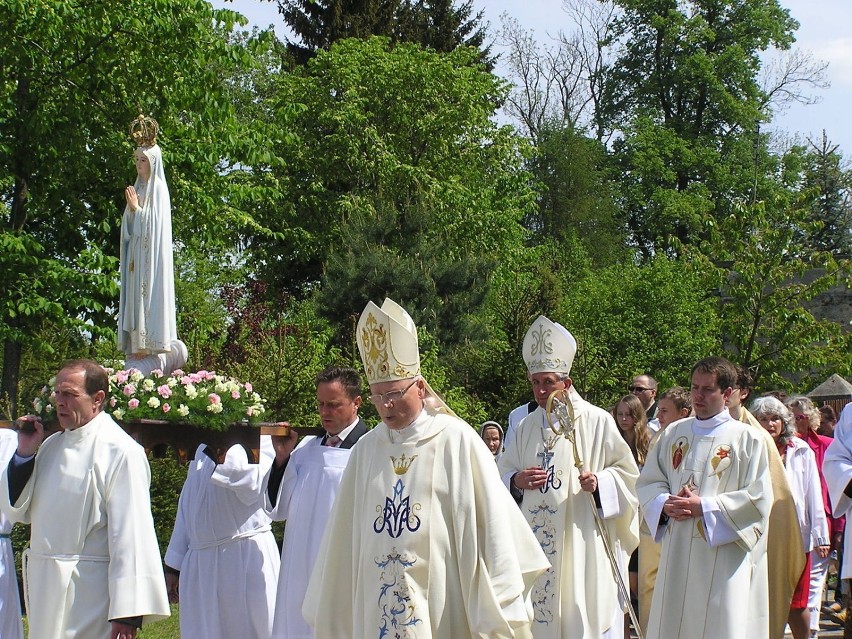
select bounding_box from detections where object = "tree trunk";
[1,339,22,418]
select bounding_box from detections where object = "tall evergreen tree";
[277,0,490,65]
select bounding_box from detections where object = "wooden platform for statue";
[2,419,325,464]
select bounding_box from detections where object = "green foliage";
[148,453,187,558]
[602,0,799,254]
[559,256,722,407]
[279,0,491,66]
[695,196,850,390]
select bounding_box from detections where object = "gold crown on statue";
[128,112,159,147]
[391,453,417,475]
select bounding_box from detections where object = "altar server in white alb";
[498,315,639,639]
[636,357,773,639]
[0,428,23,639]
[263,366,369,639]
[164,438,280,639]
[0,359,169,639]
[304,298,549,638]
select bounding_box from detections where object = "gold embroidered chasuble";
[303,410,549,638]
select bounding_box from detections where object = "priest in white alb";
[303,298,550,638]
[164,438,280,639]
[0,359,169,639]
[636,357,772,639]
[498,315,639,639]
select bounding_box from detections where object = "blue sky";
[215,0,852,155]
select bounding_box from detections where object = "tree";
[0,0,283,412]
[598,0,817,255]
[276,0,490,65]
[694,195,850,391]
[799,132,852,257]
[249,38,535,341]
[560,256,722,407]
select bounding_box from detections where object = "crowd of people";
[1,303,850,639]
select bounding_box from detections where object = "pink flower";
[231,390,241,400]
[116,370,129,384]
[190,373,202,384]
[109,397,117,408]
[157,384,173,398]
[151,368,163,379]
[128,399,140,409]
[245,382,253,393]
[123,384,136,396]
[246,407,255,417]
[208,393,221,405]
[181,375,193,385]
[172,369,185,378]
[162,403,171,413]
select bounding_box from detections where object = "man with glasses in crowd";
[303,298,548,639]
[630,374,658,422]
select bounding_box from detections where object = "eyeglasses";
[794,414,809,422]
[629,386,653,393]
[368,379,418,406]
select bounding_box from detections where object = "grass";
[23,605,181,638]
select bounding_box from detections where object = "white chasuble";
[265,437,353,639]
[498,392,640,639]
[824,404,852,580]
[0,429,23,639]
[165,439,280,639]
[0,412,169,639]
[303,411,549,639]
[636,413,772,639]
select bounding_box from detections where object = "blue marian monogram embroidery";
[527,503,559,624]
[374,478,422,538]
[376,547,421,638]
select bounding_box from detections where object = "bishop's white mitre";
[522,315,577,376]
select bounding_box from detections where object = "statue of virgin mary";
[118,114,186,375]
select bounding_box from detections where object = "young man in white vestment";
[0,428,23,639]
[164,437,280,639]
[303,298,550,639]
[0,359,169,639]
[498,315,640,639]
[263,365,369,639]
[636,356,773,639]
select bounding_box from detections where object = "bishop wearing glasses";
[303,298,549,638]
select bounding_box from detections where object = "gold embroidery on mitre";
[531,323,554,356]
[359,312,390,381]
[391,454,417,475]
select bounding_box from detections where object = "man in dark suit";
[263,366,368,639]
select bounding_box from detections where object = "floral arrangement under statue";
[33,368,266,432]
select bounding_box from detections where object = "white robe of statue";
[165,439,280,639]
[303,410,550,639]
[264,436,352,639]
[118,143,185,374]
[0,429,23,639]
[636,412,772,639]
[498,388,640,639]
[0,411,170,639]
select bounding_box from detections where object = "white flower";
[185,384,198,400]
[142,379,155,392]
[147,397,161,409]
[113,408,125,420]
[252,393,261,403]
[167,377,178,388]
[206,403,224,414]
[130,370,144,382]
[177,404,190,417]
[214,381,229,394]
[33,398,43,413]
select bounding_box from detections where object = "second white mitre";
[522,315,577,375]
